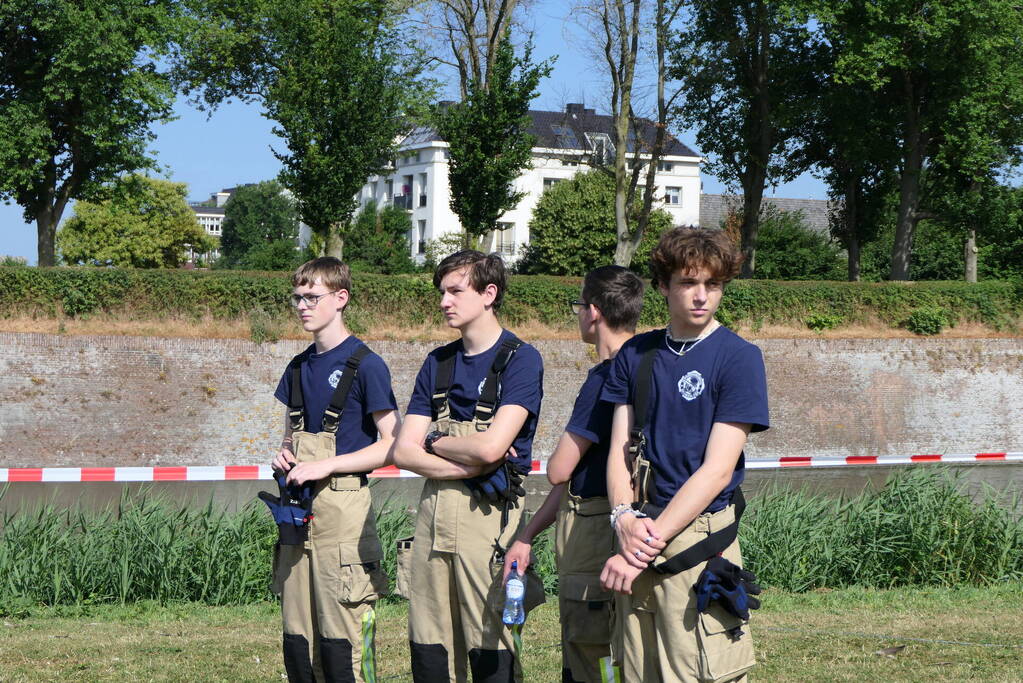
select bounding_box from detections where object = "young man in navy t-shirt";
[502,265,644,683]
[270,257,401,683]
[394,250,544,683]
[600,229,769,682]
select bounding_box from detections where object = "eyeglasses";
[290,291,338,308]
[570,299,586,315]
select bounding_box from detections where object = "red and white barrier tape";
[0,452,1020,483]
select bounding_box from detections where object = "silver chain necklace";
[664,322,716,357]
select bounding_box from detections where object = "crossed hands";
[600,514,666,595]
[272,447,334,487]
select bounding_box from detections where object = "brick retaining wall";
[1,333,1021,467]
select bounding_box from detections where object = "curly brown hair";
[649,228,743,289]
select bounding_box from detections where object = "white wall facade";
[359,137,702,264]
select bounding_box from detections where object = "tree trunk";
[847,235,860,282]
[739,6,771,280]
[36,207,57,267]
[890,79,925,281]
[964,228,977,282]
[325,227,344,260]
[844,177,860,281]
[889,165,921,280]
[738,187,764,278]
[613,227,643,266]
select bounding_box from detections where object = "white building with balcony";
[358,103,703,263]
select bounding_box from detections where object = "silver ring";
[634,550,642,558]
[644,536,653,544]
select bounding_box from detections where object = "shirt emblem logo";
[328,369,344,389]
[678,370,705,401]
[477,378,501,400]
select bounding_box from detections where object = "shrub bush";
[0,266,1020,332]
[905,306,950,335]
[805,312,843,332]
[516,170,673,277]
[750,206,846,281]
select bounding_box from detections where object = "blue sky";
[1,3,825,264]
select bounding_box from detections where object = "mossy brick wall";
[1,332,1022,467]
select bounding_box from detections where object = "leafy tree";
[416,0,525,99]
[860,185,1023,282]
[811,0,1023,280]
[517,170,673,276]
[747,207,845,281]
[58,175,214,268]
[435,31,552,246]
[218,181,300,270]
[577,0,687,267]
[344,200,417,274]
[176,0,432,258]
[0,0,179,266]
[671,0,817,278]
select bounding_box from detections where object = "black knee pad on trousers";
[410,642,449,683]
[468,648,515,683]
[320,636,355,683]
[562,667,585,683]
[283,633,315,683]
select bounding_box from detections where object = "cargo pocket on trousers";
[695,605,754,683]
[488,555,547,615]
[337,540,389,604]
[560,574,611,645]
[395,536,414,600]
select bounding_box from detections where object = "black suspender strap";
[287,353,308,432]
[626,340,659,466]
[474,337,523,422]
[321,345,371,433]
[631,342,659,433]
[652,487,747,576]
[431,341,460,417]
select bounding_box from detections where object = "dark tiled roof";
[190,206,225,215]
[525,107,697,157]
[401,104,698,158]
[699,194,835,235]
[402,125,446,146]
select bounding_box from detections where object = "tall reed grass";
[742,468,1023,590]
[1,469,1019,609]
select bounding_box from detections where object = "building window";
[443,149,451,160]
[658,161,675,173]
[493,222,515,255]
[562,158,578,167]
[417,220,427,254]
[665,187,682,205]
[585,132,615,165]
[418,173,428,207]
[543,177,563,190]
[551,124,580,149]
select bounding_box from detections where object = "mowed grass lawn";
[2,584,1021,682]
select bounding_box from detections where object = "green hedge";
[1,266,1021,333]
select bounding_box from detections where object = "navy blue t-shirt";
[406,329,544,472]
[564,360,615,498]
[275,336,398,460]
[602,326,769,512]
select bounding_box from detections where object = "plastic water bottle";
[502,561,526,625]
